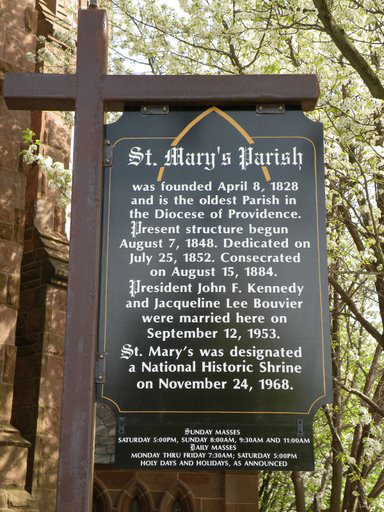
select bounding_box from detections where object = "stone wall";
[0,1,73,510]
[95,404,116,465]
[0,0,36,426]
[13,224,68,512]
[93,470,259,512]
[0,0,39,510]
[11,25,72,512]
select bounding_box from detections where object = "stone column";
[12,210,69,512]
[11,109,70,512]
[0,0,39,510]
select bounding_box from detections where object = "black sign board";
[97,107,332,471]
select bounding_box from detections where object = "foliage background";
[96,0,384,510]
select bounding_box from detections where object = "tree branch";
[369,470,384,500]
[312,0,384,99]
[328,275,383,347]
[334,378,384,417]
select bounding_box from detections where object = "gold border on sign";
[100,109,327,416]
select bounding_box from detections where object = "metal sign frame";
[4,6,321,511]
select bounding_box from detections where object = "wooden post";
[55,9,108,512]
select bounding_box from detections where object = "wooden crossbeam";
[102,74,319,111]
[5,73,320,112]
[4,74,76,110]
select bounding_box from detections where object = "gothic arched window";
[92,478,112,512]
[117,478,154,512]
[159,482,195,512]
[92,488,107,512]
[172,499,182,512]
[130,497,141,512]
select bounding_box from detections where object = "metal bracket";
[95,352,107,383]
[297,418,304,436]
[118,416,126,435]
[256,104,285,114]
[104,139,113,167]
[141,105,169,115]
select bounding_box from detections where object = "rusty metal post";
[55,8,107,512]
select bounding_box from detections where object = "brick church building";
[0,1,259,511]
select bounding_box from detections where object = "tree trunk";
[291,472,306,512]
[330,287,343,511]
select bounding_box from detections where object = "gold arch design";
[156,106,271,182]
[172,106,254,146]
